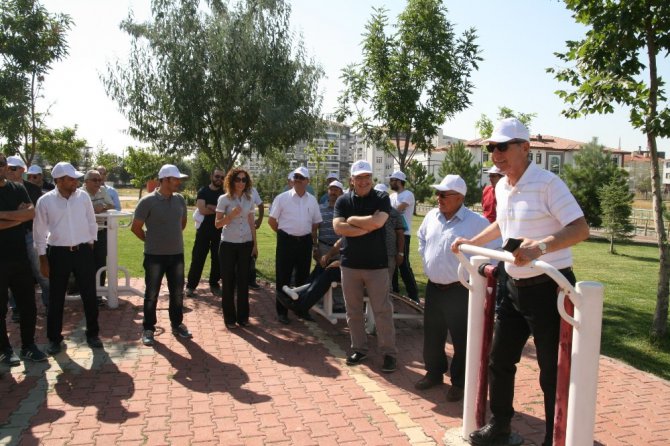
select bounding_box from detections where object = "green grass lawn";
[116,211,670,380]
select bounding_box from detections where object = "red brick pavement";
[1,279,668,445]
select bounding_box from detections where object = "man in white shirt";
[388,170,419,302]
[268,166,322,324]
[34,162,102,355]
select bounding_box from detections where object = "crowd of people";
[1,118,588,446]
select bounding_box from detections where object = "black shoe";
[225,323,238,329]
[249,282,260,290]
[20,344,48,362]
[296,310,314,321]
[381,355,397,373]
[185,287,195,297]
[210,284,222,296]
[87,336,103,348]
[47,341,63,355]
[414,374,443,390]
[97,296,106,307]
[469,421,511,446]
[1,349,20,367]
[276,292,298,312]
[446,385,464,402]
[346,351,367,366]
[278,314,290,325]
[237,321,249,327]
[172,324,193,339]
[142,330,154,346]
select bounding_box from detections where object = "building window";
[666,161,670,168]
[482,153,489,163]
[376,156,383,164]
[528,153,533,162]
[536,153,542,164]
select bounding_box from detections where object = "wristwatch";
[538,242,547,255]
[398,253,405,257]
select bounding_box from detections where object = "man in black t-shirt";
[333,160,398,373]
[185,168,225,296]
[0,154,47,365]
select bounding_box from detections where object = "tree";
[405,160,435,206]
[599,178,635,254]
[0,0,71,163]
[437,141,481,206]
[304,140,335,200]
[548,0,670,339]
[475,106,536,140]
[561,137,627,228]
[124,146,168,198]
[337,0,481,171]
[34,125,87,167]
[103,0,323,172]
[254,146,290,204]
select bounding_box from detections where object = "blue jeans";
[9,231,49,310]
[142,254,185,331]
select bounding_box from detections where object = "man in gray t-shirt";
[131,164,193,347]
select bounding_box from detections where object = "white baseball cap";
[326,171,339,180]
[483,118,530,143]
[291,166,310,179]
[328,180,344,190]
[27,165,43,175]
[7,155,26,169]
[486,165,503,175]
[432,174,467,196]
[52,162,84,179]
[158,164,188,179]
[350,160,372,176]
[373,183,388,193]
[388,170,406,182]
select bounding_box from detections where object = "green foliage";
[304,140,335,199]
[475,106,536,138]
[123,146,167,193]
[254,146,290,203]
[337,0,481,171]
[437,141,481,206]
[103,0,323,172]
[599,178,634,253]
[35,125,87,167]
[562,137,627,228]
[405,160,435,205]
[0,0,72,162]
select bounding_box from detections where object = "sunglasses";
[86,178,102,182]
[28,174,40,179]
[213,175,224,179]
[436,191,461,199]
[8,166,19,171]
[293,174,306,181]
[234,176,249,183]
[485,139,525,153]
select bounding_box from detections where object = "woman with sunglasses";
[215,168,258,328]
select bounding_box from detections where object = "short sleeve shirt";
[216,193,255,243]
[134,191,187,255]
[269,189,322,236]
[334,189,391,269]
[0,181,31,262]
[197,185,224,234]
[391,189,415,235]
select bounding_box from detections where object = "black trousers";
[186,227,222,288]
[294,265,342,312]
[423,282,469,387]
[219,241,253,324]
[47,244,99,342]
[489,269,576,444]
[392,235,419,301]
[275,230,312,317]
[93,229,107,289]
[0,259,37,350]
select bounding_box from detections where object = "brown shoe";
[446,385,464,402]
[414,375,443,390]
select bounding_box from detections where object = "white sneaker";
[282,285,300,301]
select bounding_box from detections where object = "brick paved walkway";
[1,280,668,445]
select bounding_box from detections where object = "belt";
[318,239,335,247]
[49,243,89,252]
[278,230,311,240]
[509,267,572,288]
[428,281,463,291]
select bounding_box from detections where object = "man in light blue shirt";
[416,174,499,402]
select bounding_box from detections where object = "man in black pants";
[185,168,225,296]
[34,162,103,355]
[0,153,47,365]
[268,166,322,324]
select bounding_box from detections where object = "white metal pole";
[565,281,604,446]
[105,212,120,308]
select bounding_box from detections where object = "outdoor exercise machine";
[452,244,603,446]
[95,211,143,308]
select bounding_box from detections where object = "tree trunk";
[645,18,669,339]
[609,235,614,254]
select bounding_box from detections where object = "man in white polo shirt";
[388,170,419,302]
[268,166,322,324]
[452,118,589,446]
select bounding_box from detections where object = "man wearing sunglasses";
[416,175,497,402]
[451,118,589,446]
[185,168,225,297]
[81,170,116,305]
[26,165,55,192]
[0,154,47,365]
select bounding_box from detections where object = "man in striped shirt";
[452,118,589,446]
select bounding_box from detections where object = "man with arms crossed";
[451,118,589,446]
[334,160,397,373]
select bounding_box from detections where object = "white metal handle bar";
[455,244,580,328]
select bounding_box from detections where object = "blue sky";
[41,0,668,154]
